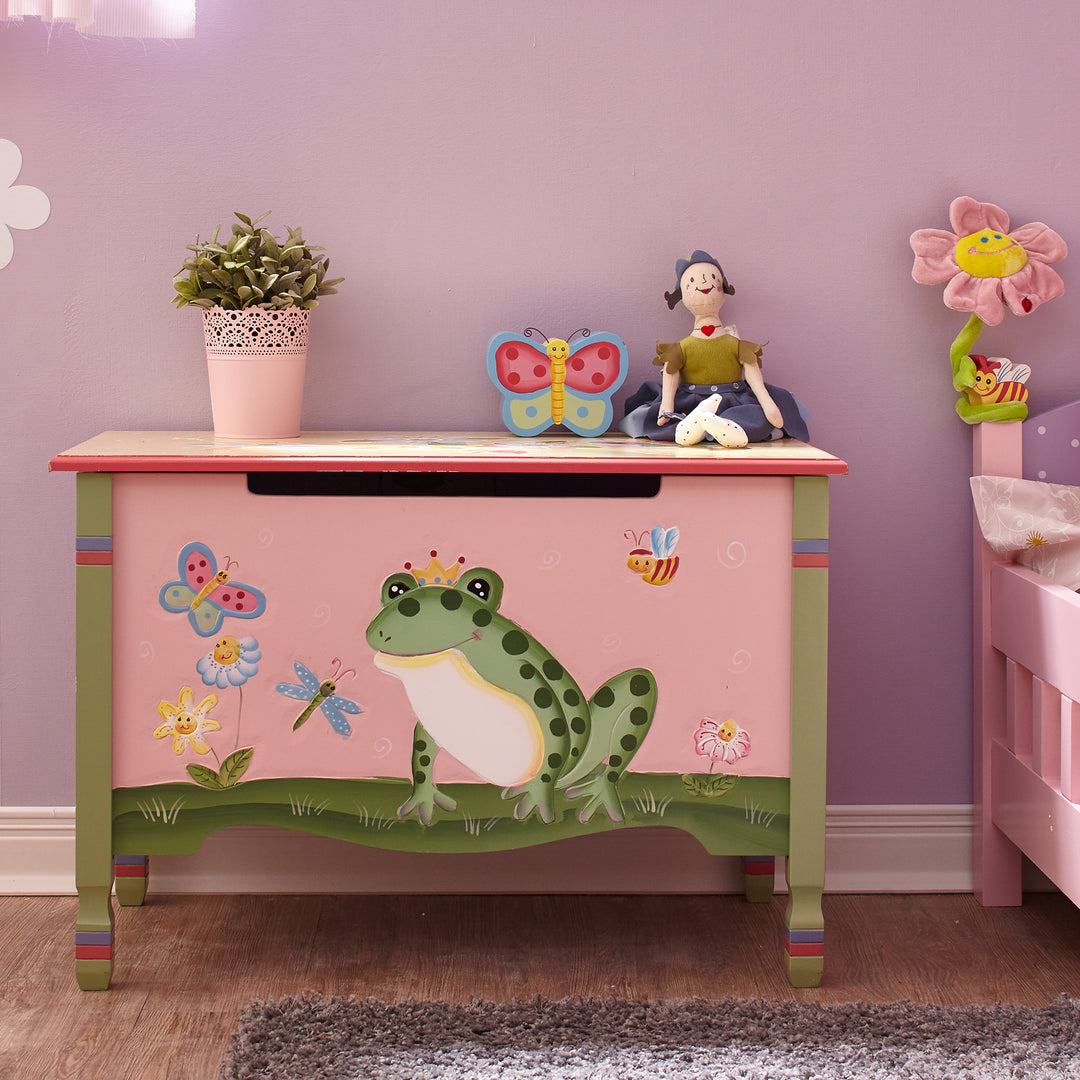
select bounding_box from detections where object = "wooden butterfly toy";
[486,326,629,437]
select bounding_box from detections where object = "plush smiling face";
[679,261,727,319]
[954,228,1029,279]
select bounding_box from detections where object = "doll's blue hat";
[675,250,725,282]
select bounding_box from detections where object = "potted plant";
[172,212,343,439]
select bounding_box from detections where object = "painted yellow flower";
[1026,531,1047,548]
[155,686,221,755]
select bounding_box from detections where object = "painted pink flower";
[910,197,1066,326]
[693,716,751,766]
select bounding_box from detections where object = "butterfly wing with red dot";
[560,333,629,437]
[486,332,555,436]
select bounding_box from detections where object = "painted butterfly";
[159,541,267,637]
[486,327,628,437]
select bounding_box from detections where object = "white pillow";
[971,475,1080,590]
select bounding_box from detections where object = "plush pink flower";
[910,196,1066,326]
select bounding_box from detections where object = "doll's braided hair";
[665,249,736,310]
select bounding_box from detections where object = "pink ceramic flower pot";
[203,307,310,439]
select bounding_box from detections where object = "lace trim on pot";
[203,307,310,358]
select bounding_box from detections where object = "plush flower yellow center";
[954,229,1028,278]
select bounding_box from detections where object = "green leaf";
[174,212,340,310]
[680,772,740,799]
[219,747,254,787]
[187,763,224,788]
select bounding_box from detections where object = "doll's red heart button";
[700,325,715,336]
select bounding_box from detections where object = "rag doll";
[620,250,808,447]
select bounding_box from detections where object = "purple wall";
[3,1,1079,807]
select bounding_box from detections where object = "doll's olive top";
[653,334,765,384]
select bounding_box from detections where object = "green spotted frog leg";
[497,643,585,825]
[397,721,458,826]
[562,669,658,823]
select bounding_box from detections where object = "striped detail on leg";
[75,930,113,961]
[76,536,113,565]
[786,927,825,957]
[792,539,828,569]
[742,856,775,876]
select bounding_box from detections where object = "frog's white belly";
[374,648,543,786]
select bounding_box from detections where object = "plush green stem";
[948,312,1027,425]
[950,313,984,387]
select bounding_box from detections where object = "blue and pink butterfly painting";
[486,327,628,437]
[159,541,267,637]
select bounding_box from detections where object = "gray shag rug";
[218,994,1080,1079]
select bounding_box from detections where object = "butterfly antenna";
[567,328,591,341]
[523,327,549,343]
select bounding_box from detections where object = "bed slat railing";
[992,562,1080,706]
[1061,697,1080,802]
[1004,656,1075,796]
[1005,659,1032,758]
[993,562,1080,807]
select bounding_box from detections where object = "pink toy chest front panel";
[111,472,793,789]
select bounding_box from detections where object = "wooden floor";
[3,891,1080,1079]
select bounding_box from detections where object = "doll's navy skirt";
[619,379,809,444]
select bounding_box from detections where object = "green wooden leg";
[114,856,149,906]
[785,884,825,988]
[785,476,830,988]
[742,856,775,903]
[74,473,116,989]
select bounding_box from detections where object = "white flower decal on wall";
[0,139,51,270]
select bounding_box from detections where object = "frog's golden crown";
[404,550,466,586]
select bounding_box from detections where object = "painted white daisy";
[0,139,50,270]
[196,635,261,688]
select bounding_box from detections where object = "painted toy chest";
[51,431,846,990]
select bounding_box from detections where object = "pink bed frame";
[974,404,1080,907]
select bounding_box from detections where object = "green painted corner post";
[785,475,829,988]
[74,473,116,990]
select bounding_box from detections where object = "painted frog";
[365,565,657,826]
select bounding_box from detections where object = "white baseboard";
[0,804,979,896]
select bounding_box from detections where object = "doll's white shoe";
[675,394,748,448]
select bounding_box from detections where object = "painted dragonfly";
[275,659,362,738]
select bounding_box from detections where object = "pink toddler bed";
[973,402,1080,907]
